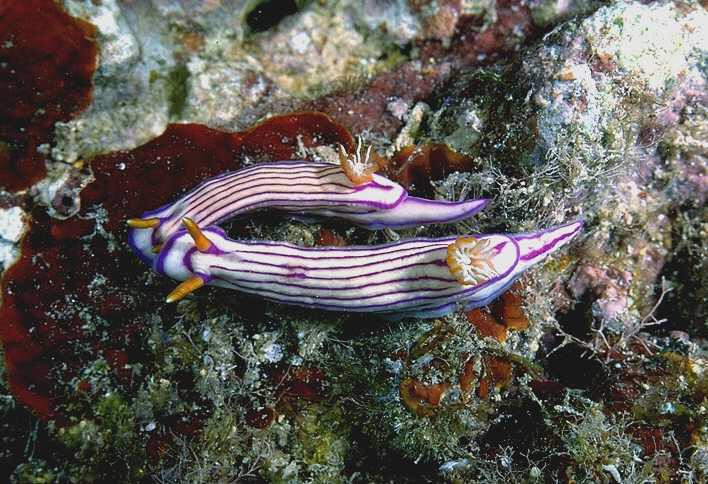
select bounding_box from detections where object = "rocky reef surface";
[0,0,706,482]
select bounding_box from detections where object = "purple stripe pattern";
[127,161,489,263]
[153,220,583,318]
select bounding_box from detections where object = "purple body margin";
[153,220,583,319]
[127,161,488,264]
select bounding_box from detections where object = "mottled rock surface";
[0,0,706,482]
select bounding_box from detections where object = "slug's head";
[127,217,163,264]
[127,201,193,263]
[154,218,224,303]
[447,236,499,285]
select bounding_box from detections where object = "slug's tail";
[512,220,584,273]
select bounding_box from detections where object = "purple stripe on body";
[212,276,462,308]
[215,242,515,301]
[141,161,336,218]
[147,163,341,226]
[159,170,357,230]
[191,192,408,236]
[382,301,458,319]
[213,273,458,298]
[215,233,511,263]
[192,185,382,226]
[351,197,490,229]
[177,166,351,221]
[513,220,583,241]
[155,230,180,275]
[206,238,520,311]
[220,243,448,264]
[182,169,353,217]
[212,263,506,311]
[462,277,519,310]
[519,230,578,261]
[210,259,450,283]
[172,162,341,211]
[309,206,378,215]
[231,235,458,251]
[160,180,361,236]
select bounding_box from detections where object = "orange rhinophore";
[165,275,205,304]
[181,217,213,252]
[126,218,160,229]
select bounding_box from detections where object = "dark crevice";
[246,0,300,33]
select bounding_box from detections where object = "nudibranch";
[152,218,583,319]
[127,146,488,263]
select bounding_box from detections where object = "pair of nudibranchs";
[127,145,582,319]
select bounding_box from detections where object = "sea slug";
[151,217,582,319]
[127,146,488,264]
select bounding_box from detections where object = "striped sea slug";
[151,218,583,319]
[127,145,488,264]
